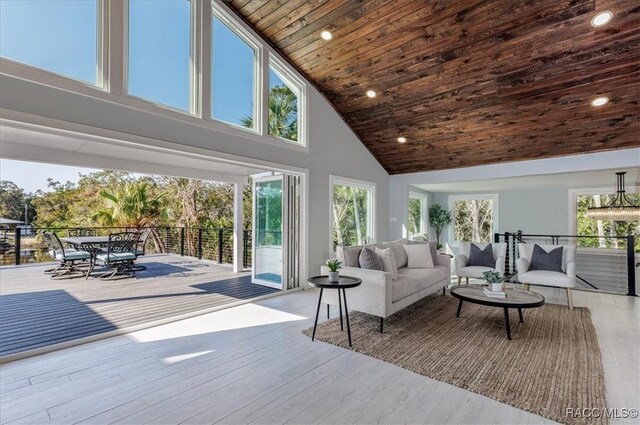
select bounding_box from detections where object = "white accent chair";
[455,242,506,285]
[516,243,577,309]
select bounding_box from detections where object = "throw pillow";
[389,238,408,268]
[343,246,362,267]
[468,243,495,268]
[375,247,398,279]
[403,243,434,268]
[529,244,564,272]
[408,240,439,266]
[359,246,383,271]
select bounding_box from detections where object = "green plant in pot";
[483,270,505,292]
[326,259,342,283]
[428,204,452,251]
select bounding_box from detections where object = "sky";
[0,0,255,123]
[0,159,98,193]
[0,0,294,188]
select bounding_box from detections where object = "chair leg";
[465,277,469,285]
[457,276,461,285]
[379,317,384,333]
[566,288,574,310]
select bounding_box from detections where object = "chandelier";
[586,172,640,221]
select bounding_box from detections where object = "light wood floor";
[0,285,637,425]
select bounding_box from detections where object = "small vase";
[491,282,503,292]
[328,271,339,283]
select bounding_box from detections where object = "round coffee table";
[307,275,362,347]
[450,286,545,340]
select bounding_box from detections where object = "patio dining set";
[42,229,151,280]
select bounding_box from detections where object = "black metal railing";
[0,226,252,269]
[494,231,637,296]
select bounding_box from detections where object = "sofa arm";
[454,254,467,270]
[565,260,576,279]
[320,266,392,318]
[495,255,506,274]
[516,258,530,274]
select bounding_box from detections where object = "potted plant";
[483,270,504,292]
[428,204,452,251]
[326,259,342,283]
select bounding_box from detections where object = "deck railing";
[1,226,252,269]
[494,231,637,296]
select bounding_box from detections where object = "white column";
[233,182,244,273]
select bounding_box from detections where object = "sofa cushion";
[393,267,448,302]
[336,245,362,268]
[457,265,494,278]
[375,247,398,280]
[359,246,383,271]
[529,244,564,272]
[408,240,439,266]
[403,243,434,268]
[519,270,575,288]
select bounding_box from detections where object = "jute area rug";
[303,294,607,425]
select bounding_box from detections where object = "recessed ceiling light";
[591,11,613,27]
[591,96,609,107]
[366,90,376,98]
[320,30,333,41]
[397,137,407,143]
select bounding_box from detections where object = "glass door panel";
[252,175,283,288]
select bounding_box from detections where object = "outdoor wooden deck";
[0,254,278,358]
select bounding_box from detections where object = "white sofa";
[455,242,506,284]
[516,243,577,309]
[321,240,451,332]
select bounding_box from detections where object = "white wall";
[0,75,389,279]
[389,150,640,244]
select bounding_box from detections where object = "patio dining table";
[60,236,109,263]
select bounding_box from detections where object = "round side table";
[307,275,362,347]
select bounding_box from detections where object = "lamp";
[586,172,640,221]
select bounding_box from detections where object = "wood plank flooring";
[0,255,278,358]
[0,285,637,424]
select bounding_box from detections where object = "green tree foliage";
[92,181,165,228]
[428,203,452,248]
[576,194,639,251]
[332,185,370,249]
[0,180,35,222]
[453,200,493,243]
[241,85,298,141]
[408,198,422,235]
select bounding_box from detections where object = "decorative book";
[483,287,506,298]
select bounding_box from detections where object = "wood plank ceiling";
[226,0,640,174]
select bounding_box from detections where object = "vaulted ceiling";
[226,0,640,174]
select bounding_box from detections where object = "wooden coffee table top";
[451,285,545,309]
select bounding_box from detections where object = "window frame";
[124,0,198,115]
[568,186,639,253]
[408,191,428,236]
[448,193,499,246]
[210,2,262,133]
[329,175,377,254]
[267,55,306,146]
[0,0,107,90]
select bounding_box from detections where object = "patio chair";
[43,231,92,279]
[128,228,151,271]
[67,228,97,237]
[95,232,141,280]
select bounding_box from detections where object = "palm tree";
[92,182,165,228]
[241,85,298,141]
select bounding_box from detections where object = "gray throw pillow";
[468,243,495,268]
[529,244,564,272]
[359,246,383,271]
[343,246,362,267]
